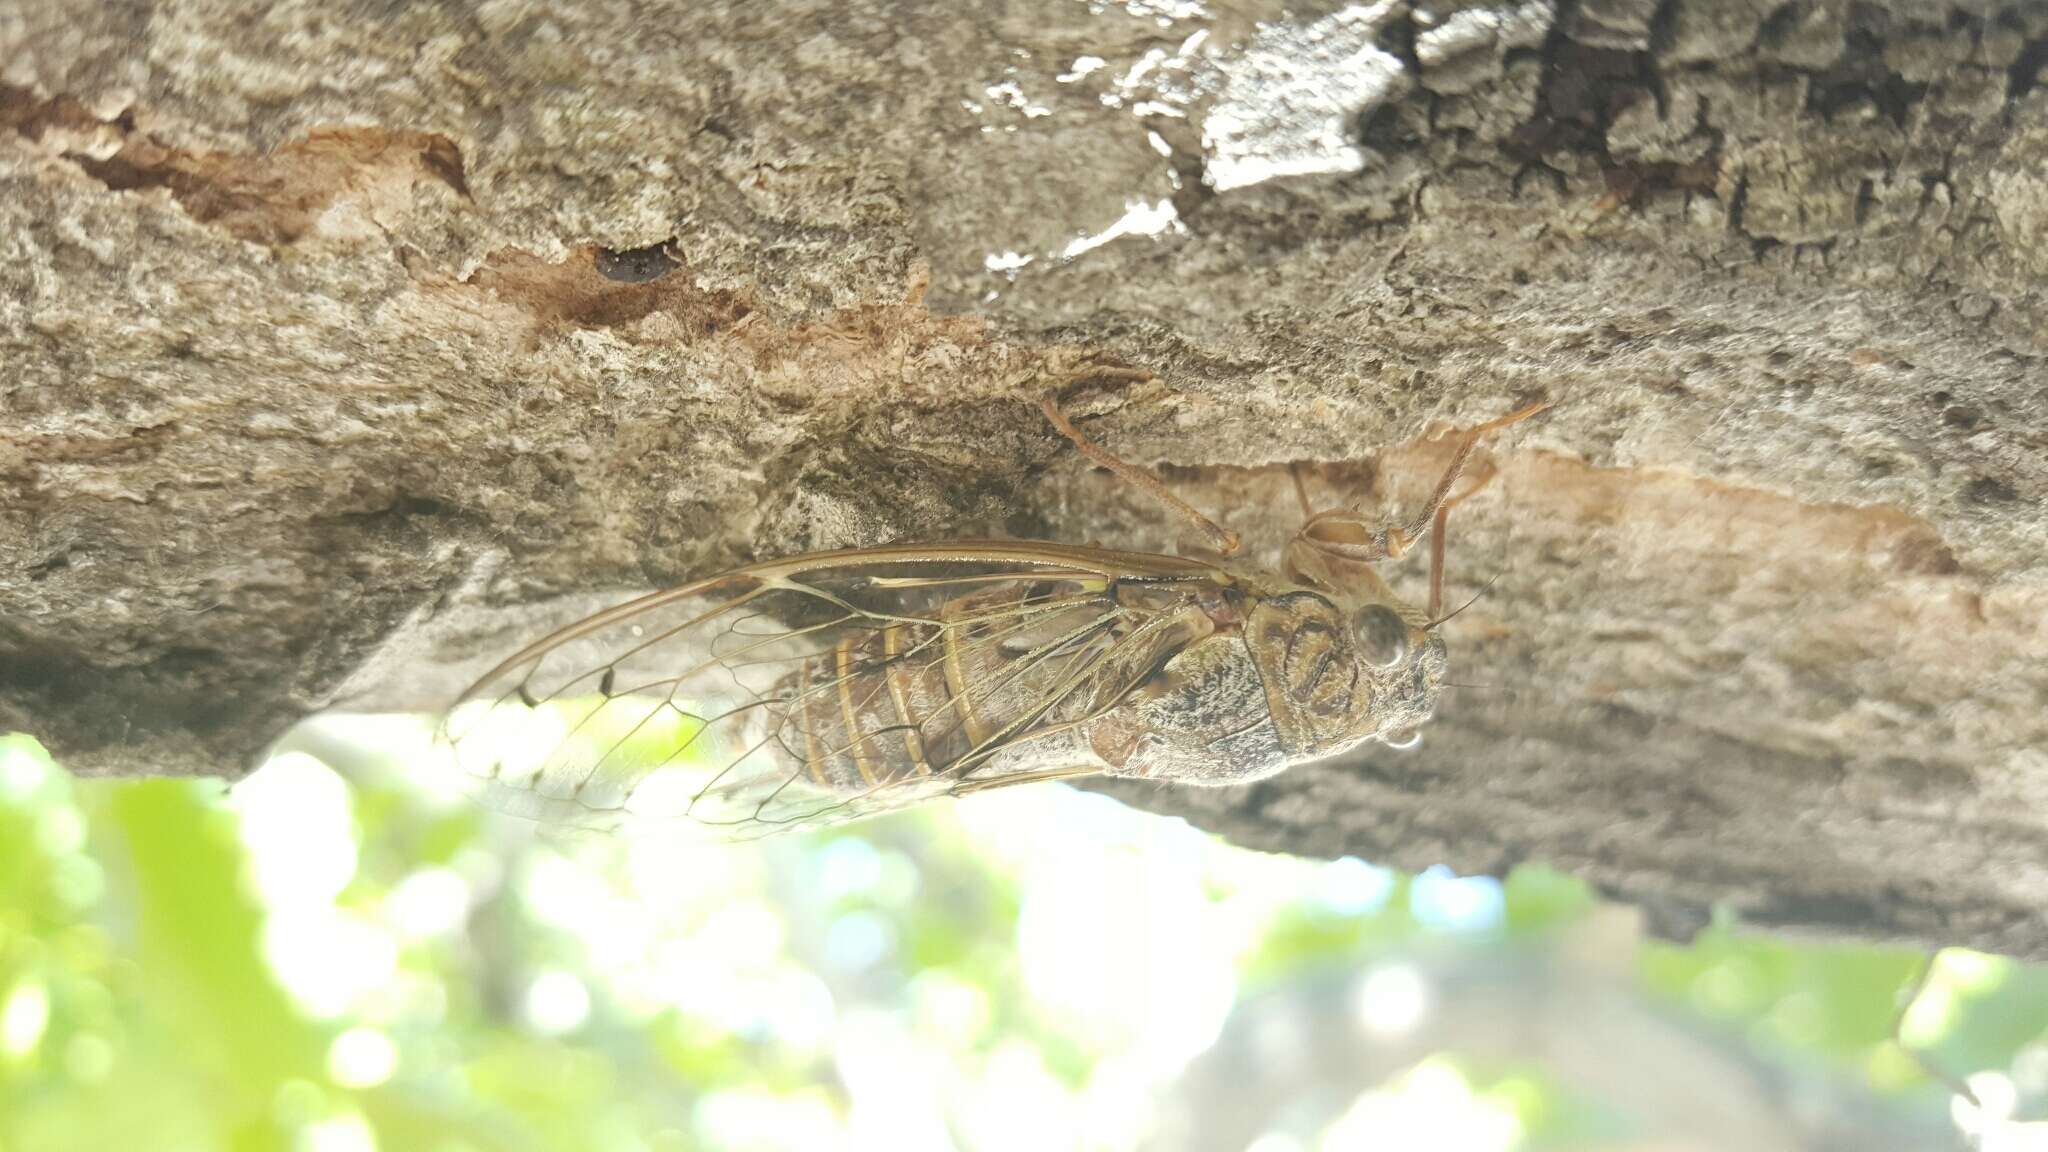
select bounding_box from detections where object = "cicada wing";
[438,578,919,836]
[435,545,1232,839]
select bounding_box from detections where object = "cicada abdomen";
[776,579,1123,791]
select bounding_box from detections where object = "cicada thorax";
[1080,579,1451,792]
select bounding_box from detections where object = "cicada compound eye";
[1354,603,1409,669]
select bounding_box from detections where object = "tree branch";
[5,0,2046,956]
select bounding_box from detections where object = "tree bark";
[4,1,2045,955]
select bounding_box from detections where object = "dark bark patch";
[594,242,681,284]
[1965,475,2019,504]
[461,246,752,334]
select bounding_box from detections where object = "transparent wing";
[436,543,1227,839]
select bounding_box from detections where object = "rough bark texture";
[4,2,2045,955]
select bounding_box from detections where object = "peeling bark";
[3,1,2045,956]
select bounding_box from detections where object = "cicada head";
[1241,511,1451,760]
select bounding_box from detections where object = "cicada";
[437,394,1547,839]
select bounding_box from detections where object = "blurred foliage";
[1,727,2043,1152]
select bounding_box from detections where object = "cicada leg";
[1040,391,1243,557]
[1422,456,1504,621]
[1288,462,1317,521]
[1288,401,1547,606]
[1402,401,1549,620]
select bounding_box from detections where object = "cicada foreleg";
[1290,401,1548,618]
[1412,401,1549,620]
[1039,390,1243,558]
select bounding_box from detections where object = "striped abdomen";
[778,583,1124,792]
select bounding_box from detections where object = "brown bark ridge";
[4,2,2045,955]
